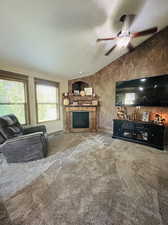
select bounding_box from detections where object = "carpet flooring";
[1,132,168,225]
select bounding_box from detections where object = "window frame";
[0,70,30,125]
[34,78,60,124]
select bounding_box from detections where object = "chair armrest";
[1,133,45,163]
[2,132,43,143]
[23,125,47,135]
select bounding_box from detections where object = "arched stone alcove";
[72,81,89,93]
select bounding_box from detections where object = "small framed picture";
[84,87,93,96]
[92,100,98,106]
[74,90,80,95]
[142,112,149,122]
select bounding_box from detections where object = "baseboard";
[98,128,113,135]
[48,129,113,136]
[48,130,65,136]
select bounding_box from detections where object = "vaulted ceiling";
[0,0,168,78]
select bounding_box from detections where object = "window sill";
[37,119,61,124]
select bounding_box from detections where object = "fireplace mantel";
[65,106,98,132]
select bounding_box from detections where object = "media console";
[112,119,167,150]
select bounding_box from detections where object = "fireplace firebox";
[73,112,89,128]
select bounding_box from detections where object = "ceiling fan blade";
[105,44,117,56]
[132,27,158,38]
[97,37,116,42]
[127,43,134,52]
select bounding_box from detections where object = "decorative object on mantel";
[92,100,98,106]
[74,90,80,95]
[84,87,93,96]
[63,92,70,106]
[80,90,85,97]
[64,92,68,97]
[63,98,69,106]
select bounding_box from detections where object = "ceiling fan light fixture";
[117,36,131,48]
[96,14,158,56]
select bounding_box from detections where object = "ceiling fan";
[97,14,158,56]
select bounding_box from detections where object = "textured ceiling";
[0,0,168,78]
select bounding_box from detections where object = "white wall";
[0,65,68,134]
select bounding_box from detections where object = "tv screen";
[115,74,168,107]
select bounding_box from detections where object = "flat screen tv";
[115,74,168,107]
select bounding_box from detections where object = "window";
[0,71,28,124]
[35,79,59,123]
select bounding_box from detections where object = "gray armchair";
[0,114,48,163]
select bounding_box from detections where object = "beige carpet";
[1,133,168,225]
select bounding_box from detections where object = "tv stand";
[112,119,166,150]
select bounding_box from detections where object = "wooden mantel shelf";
[65,106,97,112]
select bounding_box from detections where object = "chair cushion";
[0,115,23,139]
[8,126,22,135]
[3,116,15,126]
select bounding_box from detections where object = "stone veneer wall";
[69,27,168,131]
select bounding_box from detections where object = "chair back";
[0,114,23,139]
